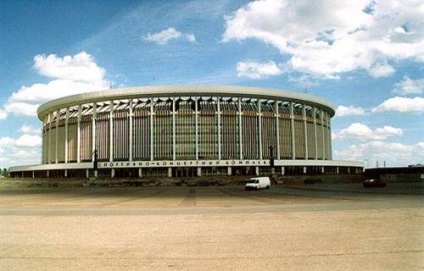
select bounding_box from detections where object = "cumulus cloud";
[372,96,424,113]
[33,52,105,83]
[334,140,424,167]
[4,102,40,117]
[392,76,424,95]
[15,134,42,148]
[333,123,403,141]
[236,60,282,79]
[0,109,7,120]
[0,125,42,166]
[2,51,109,119]
[223,0,424,78]
[335,105,366,117]
[144,27,196,45]
[20,125,41,135]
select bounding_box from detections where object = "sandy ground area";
[0,182,423,270]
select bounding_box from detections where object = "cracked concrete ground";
[0,184,423,270]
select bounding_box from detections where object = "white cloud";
[334,140,424,167]
[20,125,41,135]
[368,59,396,78]
[0,109,7,120]
[33,52,105,83]
[333,123,403,141]
[223,0,424,78]
[15,134,42,148]
[186,33,196,43]
[4,102,40,117]
[392,76,424,95]
[372,96,424,113]
[2,52,109,119]
[335,105,366,117]
[236,60,282,79]
[0,137,14,146]
[144,27,196,45]
[0,126,42,167]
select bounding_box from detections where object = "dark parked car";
[363,179,386,188]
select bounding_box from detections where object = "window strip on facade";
[316,109,324,160]
[48,113,55,164]
[241,100,258,159]
[133,100,150,160]
[306,106,316,160]
[199,97,218,159]
[67,113,78,163]
[220,98,239,159]
[113,102,130,161]
[174,98,195,160]
[278,102,292,159]
[261,100,277,159]
[80,114,92,162]
[57,110,66,163]
[95,104,110,162]
[293,104,305,159]
[154,98,173,160]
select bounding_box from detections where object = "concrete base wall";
[380,173,424,183]
[274,174,365,185]
[5,174,366,188]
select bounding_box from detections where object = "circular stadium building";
[10,85,363,179]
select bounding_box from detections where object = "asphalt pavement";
[0,183,423,270]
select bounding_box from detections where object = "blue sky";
[1,0,424,168]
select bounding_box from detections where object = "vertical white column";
[303,104,308,159]
[290,102,296,159]
[109,100,114,162]
[275,101,280,160]
[64,107,69,164]
[313,107,318,160]
[321,111,326,159]
[258,100,263,159]
[150,99,154,161]
[217,97,221,160]
[92,103,97,161]
[55,110,59,164]
[195,97,199,160]
[48,113,52,164]
[77,105,82,163]
[172,97,176,160]
[328,112,332,160]
[129,99,133,161]
[42,116,47,164]
[109,101,115,179]
[238,98,243,159]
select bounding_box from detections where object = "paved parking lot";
[0,184,423,270]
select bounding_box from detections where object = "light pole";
[269,146,275,174]
[93,147,98,178]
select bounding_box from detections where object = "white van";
[245,177,271,190]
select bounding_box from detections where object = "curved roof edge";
[37,85,336,120]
